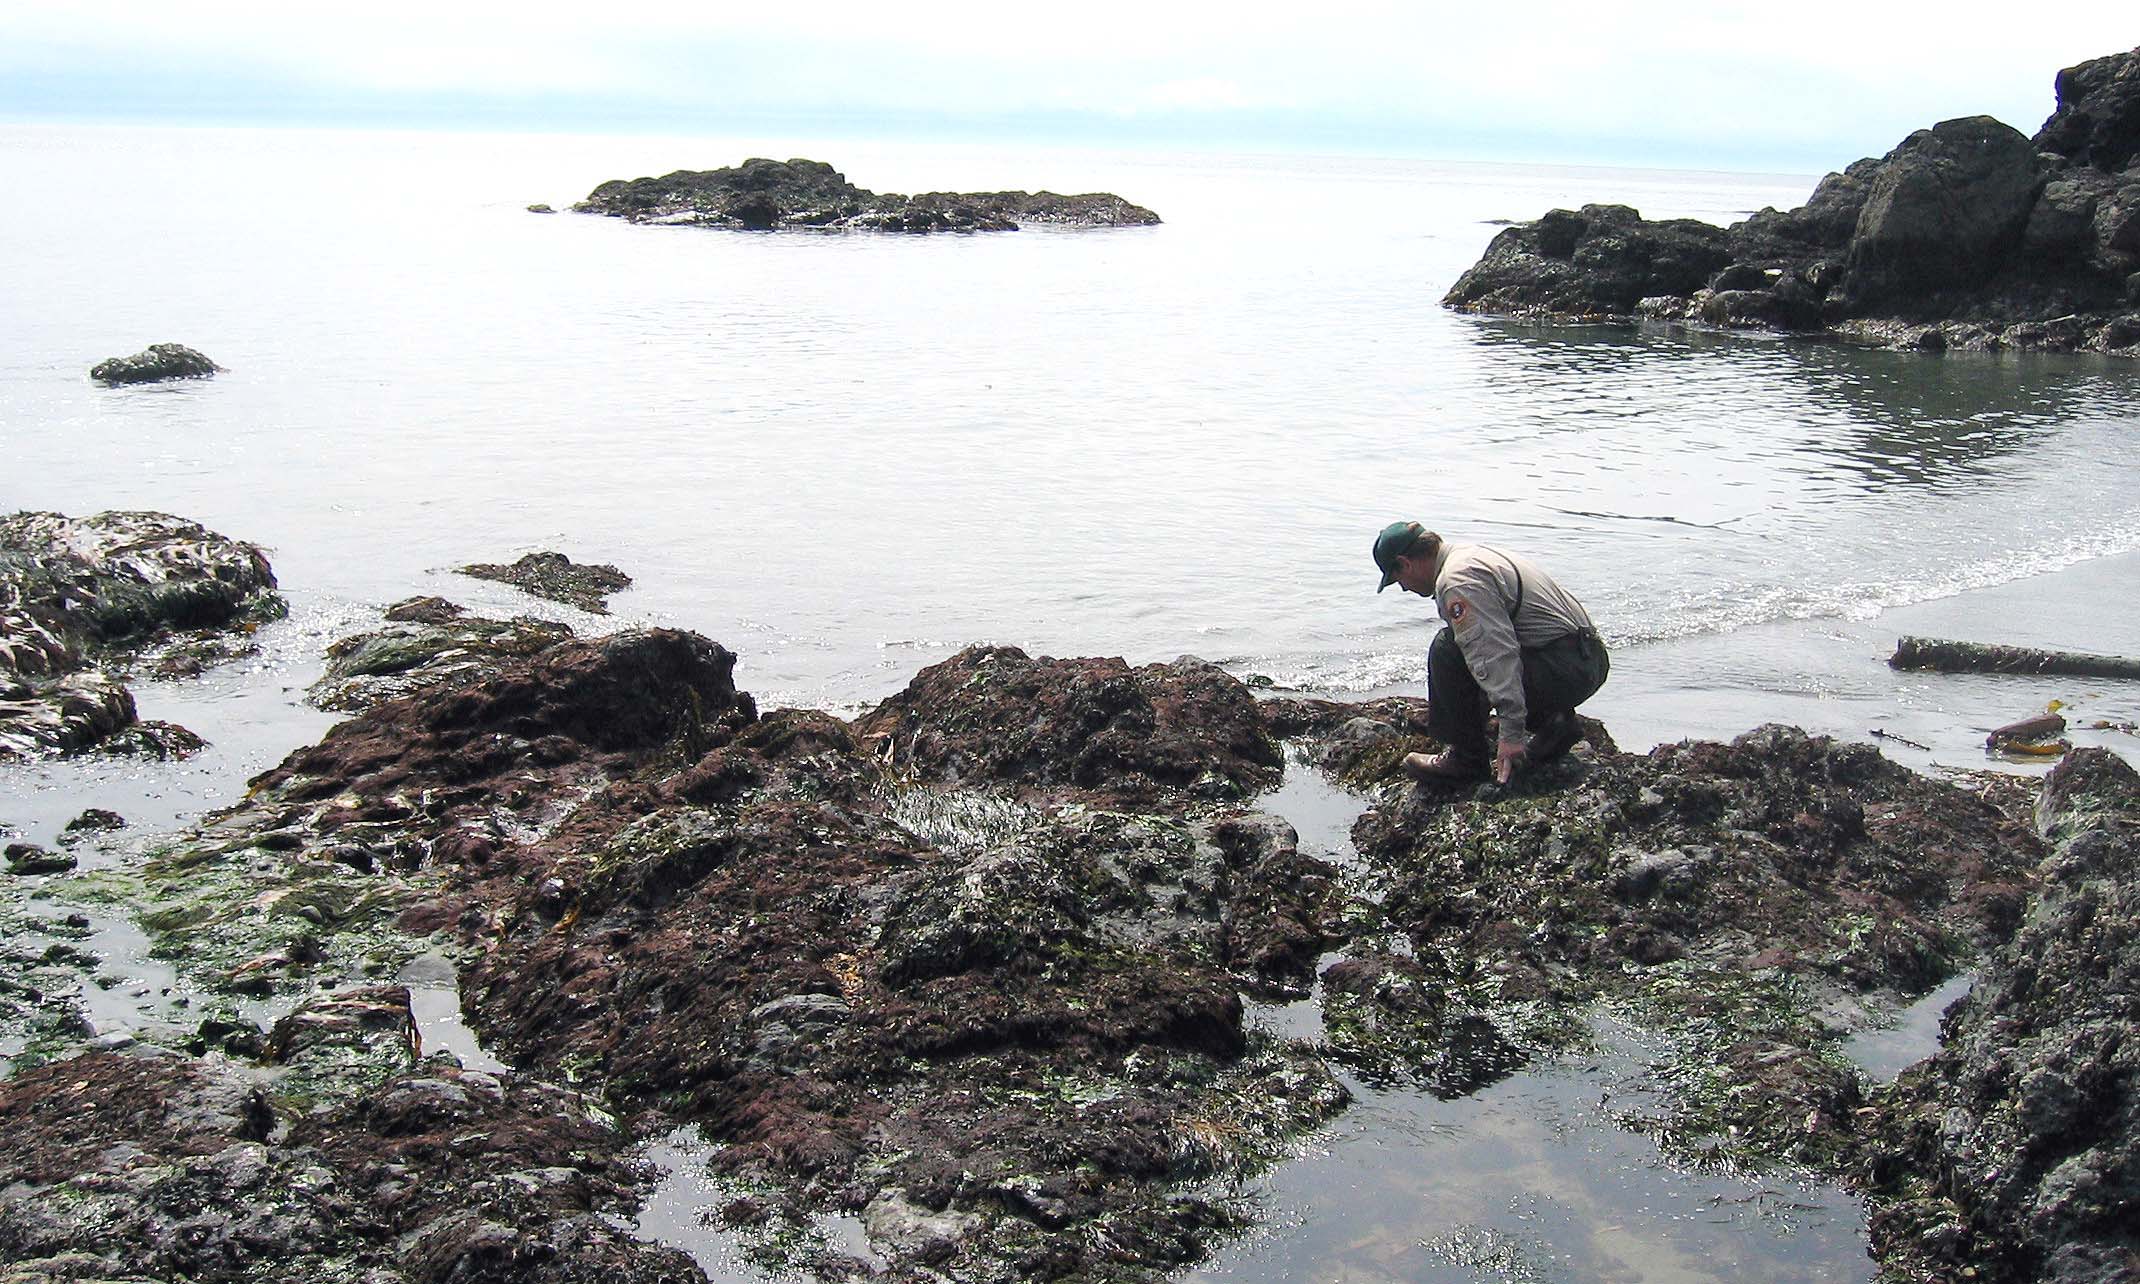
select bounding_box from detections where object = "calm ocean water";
[6,119,2138,1284]
[5,120,2138,820]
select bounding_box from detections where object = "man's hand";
[1494,738,1528,784]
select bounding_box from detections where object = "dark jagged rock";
[459,551,632,614]
[1446,47,2140,354]
[2038,48,2140,172]
[88,342,220,384]
[1443,203,1734,319]
[60,808,125,836]
[573,156,1161,233]
[0,511,282,758]
[1842,116,2049,312]
[1859,749,2140,1284]
[5,842,74,875]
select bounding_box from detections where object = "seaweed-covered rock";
[258,628,754,821]
[0,1050,691,1282]
[574,157,1160,232]
[180,629,1347,1280]
[1863,749,2140,1284]
[1339,723,2039,1172]
[19,588,2136,1280]
[459,551,633,614]
[0,510,281,757]
[310,605,575,712]
[855,645,1282,806]
[88,342,219,384]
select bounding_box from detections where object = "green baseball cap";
[1373,520,1424,592]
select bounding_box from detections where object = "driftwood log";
[1891,637,2140,681]
[1986,712,2068,751]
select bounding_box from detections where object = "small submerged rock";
[5,842,75,875]
[89,342,220,384]
[458,551,632,614]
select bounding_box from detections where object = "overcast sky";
[3,2,2133,170]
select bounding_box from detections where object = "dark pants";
[1426,627,1609,761]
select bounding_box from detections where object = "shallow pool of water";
[1214,763,1878,1284]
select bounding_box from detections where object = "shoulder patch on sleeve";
[1447,595,1473,631]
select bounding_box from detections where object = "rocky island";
[1,513,2136,1283]
[572,157,1160,233]
[88,343,221,385]
[1445,46,2140,355]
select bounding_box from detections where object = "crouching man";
[1373,520,1609,784]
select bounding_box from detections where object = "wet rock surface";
[88,341,220,384]
[0,1049,694,1283]
[854,645,1284,806]
[459,551,634,613]
[0,510,283,758]
[1859,749,2140,1284]
[311,597,576,712]
[3,594,2135,1281]
[574,157,1161,233]
[1446,46,2140,355]
[1302,715,2042,1175]
[6,632,1349,1280]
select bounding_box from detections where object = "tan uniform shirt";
[1431,543,1597,746]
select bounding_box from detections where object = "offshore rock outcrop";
[0,511,282,758]
[88,342,220,384]
[1446,47,2140,354]
[574,157,1161,233]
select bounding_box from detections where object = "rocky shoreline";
[0,511,284,761]
[572,157,1160,233]
[3,512,2136,1282]
[1445,47,2140,356]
